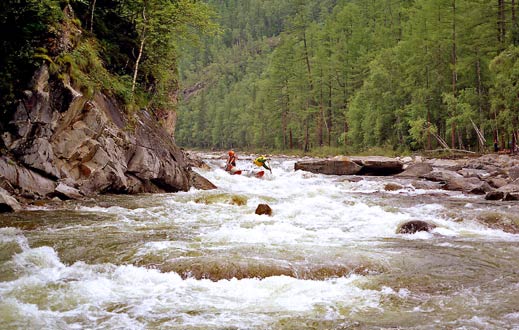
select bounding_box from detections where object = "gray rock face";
[0,65,211,202]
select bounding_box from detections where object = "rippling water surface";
[1,156,519,329]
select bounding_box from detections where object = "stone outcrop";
[0,64,214,207]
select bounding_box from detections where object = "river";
[1,155,519,329]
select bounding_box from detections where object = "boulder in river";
[442,176,493,195]
[420,169,463,183]
[255,204,272,216]
[485,191,505,201]
[294,159,362,175]
[397,220,436,234]
[350,156,404,176]
[384,183,404,191]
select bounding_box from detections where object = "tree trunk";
[451,0,457,149]
[89,0,96,33]
[289,128,293,149]
[513,0,517,25]
[132,6,147,94]
[282,87,289,149]
[327,80,333,147]
[498,0,506,46]
[302,31,313,91]
[476,56,484,152]
[304,117,310,152]
[317,69,324,147]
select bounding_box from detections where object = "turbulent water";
[1,155,519,330]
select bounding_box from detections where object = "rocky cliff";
[0,64,213,207]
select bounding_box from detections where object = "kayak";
[225,165,264,178]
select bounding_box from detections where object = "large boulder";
[443,176,493,195]
[294,159,362,175]
[350,156,404,175]
[420,169,463,183]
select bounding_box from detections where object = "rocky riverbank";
[0,65,214,212]
[294,154,519,201]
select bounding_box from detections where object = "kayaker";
[253,155,272,173]
[226,150,237,171]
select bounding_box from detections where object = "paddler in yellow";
[253,155,272,173]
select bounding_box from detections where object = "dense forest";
[176,0,519,154]
[1,0,519,155]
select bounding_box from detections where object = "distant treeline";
[176,0,519,153]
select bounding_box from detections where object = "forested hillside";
[176,0,519,154]
[0,0,217,130]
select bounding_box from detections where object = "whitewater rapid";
[1,156,519,329]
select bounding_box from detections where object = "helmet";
[228,150,235,156]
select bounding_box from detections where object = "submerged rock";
[384,183,404,191]
[397,220,436,234]
[477,212,519,234]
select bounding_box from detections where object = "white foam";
[0,246,386,329]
